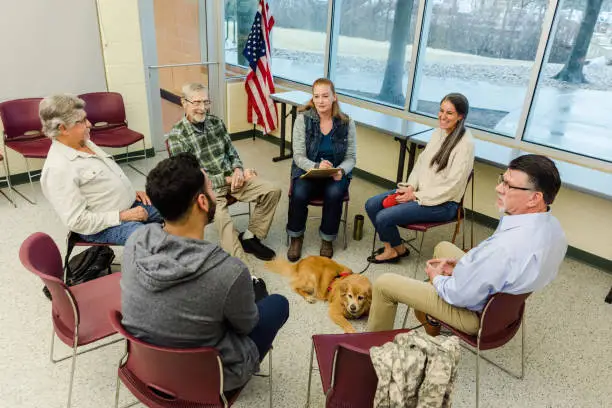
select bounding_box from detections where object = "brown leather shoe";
[287,236,303,262]
[320,239,333,258]
[414,309,441,337]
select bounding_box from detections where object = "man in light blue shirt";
[368,154,567,335]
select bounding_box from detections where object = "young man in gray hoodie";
[121,152,289,392]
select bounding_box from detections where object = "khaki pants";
[367,241,480,335]
[214,177,281,268]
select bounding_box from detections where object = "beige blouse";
[406,128,475,206]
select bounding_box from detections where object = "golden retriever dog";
[265,256,372,333]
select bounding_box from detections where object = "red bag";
[382,193,400,208]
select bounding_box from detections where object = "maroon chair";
[108,310,273,408]
[371,170,474,275]
[79,92,148,175]
[286,183,350,250]
[0,152,16,206]
[305,329,411,407]
[19,232,122,408]
[0,97,50,204]
[429,292,531,408]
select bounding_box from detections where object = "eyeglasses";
[497,174,532,191]
[184,98,211,107]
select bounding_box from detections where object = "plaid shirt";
[166,114,243,189]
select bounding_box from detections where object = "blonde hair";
[298,78,349,123]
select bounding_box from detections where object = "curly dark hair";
[146,152,207,221]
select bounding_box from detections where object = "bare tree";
[237,0,258,66]
[554,0,604,83]
[378,0,414,104]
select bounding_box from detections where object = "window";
[331,0,420,108]
[524,0,612,162]
[410,0,549,136]
[224,0,326,84]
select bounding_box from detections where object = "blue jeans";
[286,176,350,241]
[79,201,163,245]
[365,191,459,247]
[248,294,290,361]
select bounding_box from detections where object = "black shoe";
[253,277,269,302]
[239,233,276,261]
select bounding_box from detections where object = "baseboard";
[4,148,155,185]
[231,129,263,141]
[232,132,612,273]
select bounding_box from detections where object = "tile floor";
[1,139,611,408]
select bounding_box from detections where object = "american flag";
[243,0,278,134]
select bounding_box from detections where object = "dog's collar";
[327,271,351,292]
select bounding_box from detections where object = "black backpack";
[43,246,116,300]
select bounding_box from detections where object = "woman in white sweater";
[365,93,474,263]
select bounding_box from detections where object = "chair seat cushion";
[66,273,122,345]
[5,137,51,158]
[401,212,464,232]
[89,126,144,148]
[312,329,410,394]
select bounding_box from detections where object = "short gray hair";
[181,83,208,100]
[39,94,86,138]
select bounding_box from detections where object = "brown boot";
[320,239,333,258]
[287,236,303,262]
[414,309,441,337]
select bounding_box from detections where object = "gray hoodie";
[121,223,260,391]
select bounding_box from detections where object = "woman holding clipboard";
[286,78,357,261]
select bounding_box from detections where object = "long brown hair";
[430,93,469,172]
[298,78,349,123]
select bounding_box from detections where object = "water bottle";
[353,214,364,241]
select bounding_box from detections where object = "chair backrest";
[80,92,126,128]
[0,98,44,141]
[456,169,475,220]
[19,232,79,339]
[108,310,227,405]
[478,292,531,350]
[326,343,378,408]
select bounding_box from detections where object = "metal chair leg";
[66,332,79,408]
[305,341,314,407]
[475,343,480,408]
[401,307,409,328]
[268,348,273,408]
[343,200,348,250]
[520,318,525,379]
[0,156,16,207]
[371,228,377,254]
[412,232,425,278]
[25,159,37,204]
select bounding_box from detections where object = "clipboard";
[300,168,340,179]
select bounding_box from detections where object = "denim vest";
[291,109,350,179]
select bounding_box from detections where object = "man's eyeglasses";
[497,174,532,191]
[185,98,211,107]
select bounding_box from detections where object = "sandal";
[372,246,410,258]
[366,253,401,264]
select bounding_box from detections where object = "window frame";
[222,0,612,174]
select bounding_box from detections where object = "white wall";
[0,0,108,173]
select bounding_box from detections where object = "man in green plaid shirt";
[166,83,281,264]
